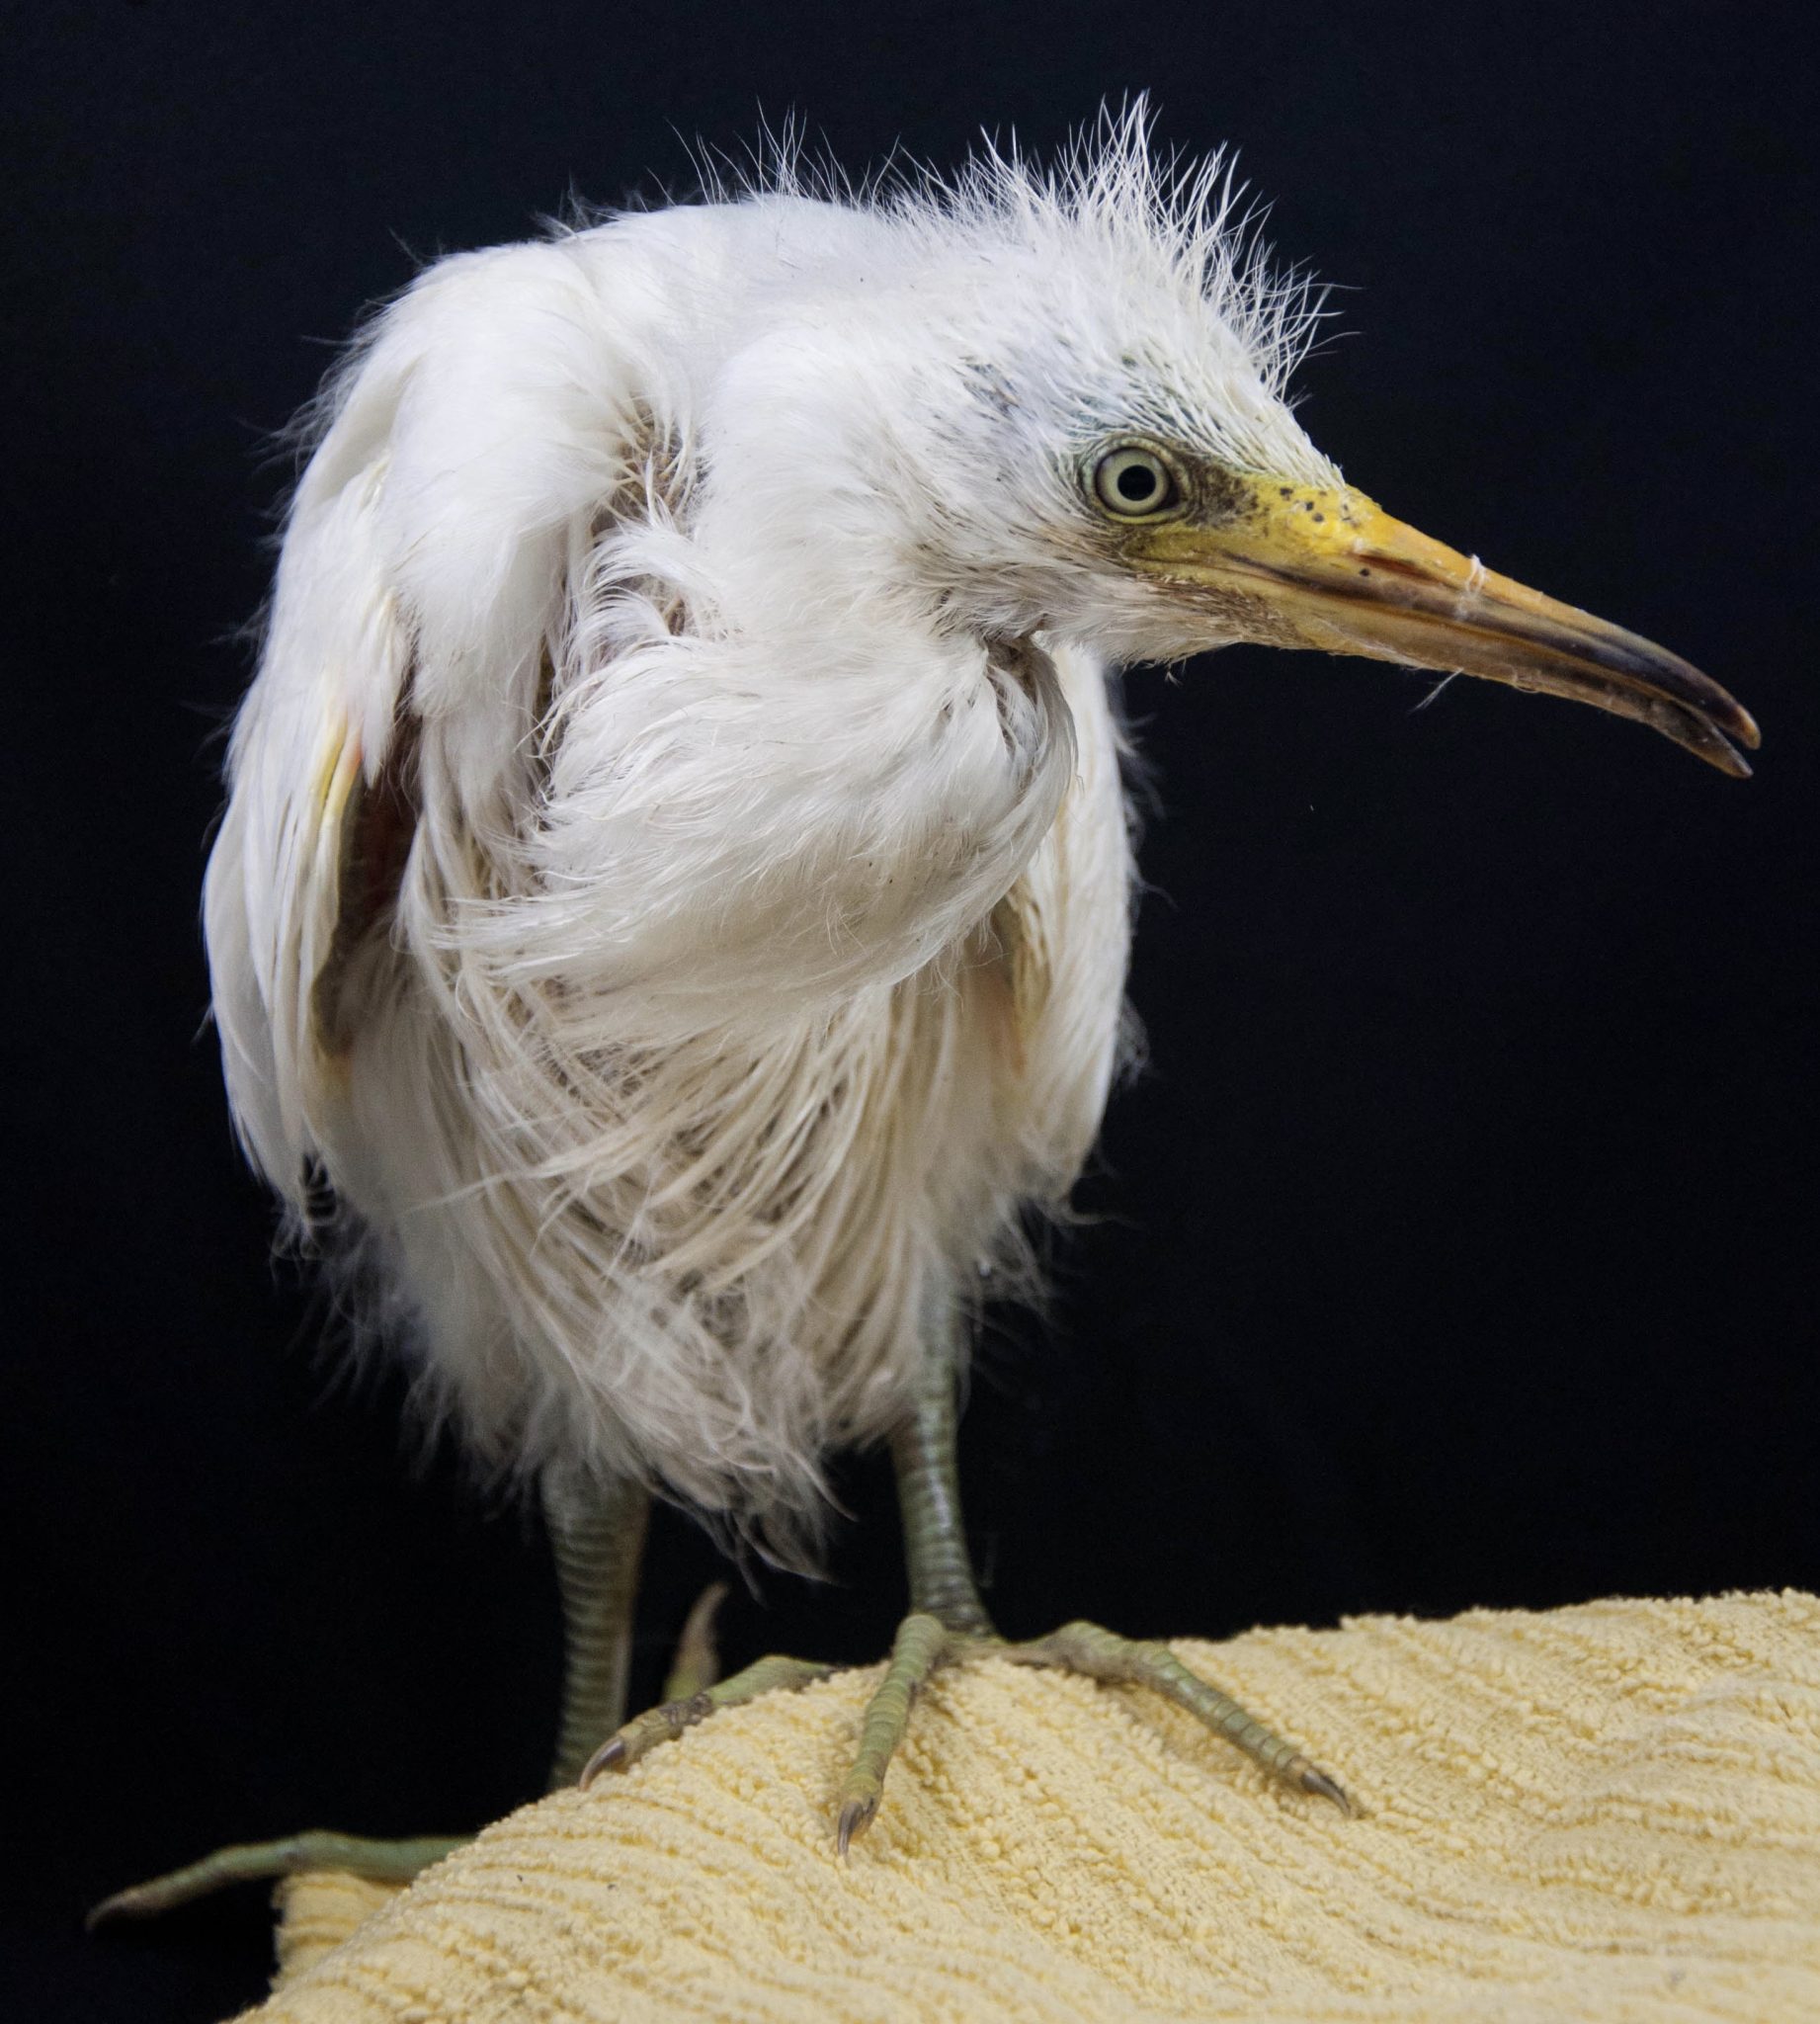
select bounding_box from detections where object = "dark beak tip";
[1696,725,1753,780]
[1707,697,1759,771]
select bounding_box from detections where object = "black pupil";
[1115,461,1159,504]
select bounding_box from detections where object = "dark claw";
[87,1887,149,1930]
[836,1796,876,1858]
[1299,1765,1354,1816]
[578,1735,626,1787]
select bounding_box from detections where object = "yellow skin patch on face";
[1120,470,1758,776]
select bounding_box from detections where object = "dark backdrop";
[7,4,1814,2017]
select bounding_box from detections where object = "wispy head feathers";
[672,98,1331,404]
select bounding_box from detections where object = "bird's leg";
[578,1334,995,1797]
[836,1332,1352,1850]
[576,1535,832,1785]
[892,1329,995,1637]
[830,1334,996,1846]
[557,1475,766,1784]
[585,1336,1348,1852]
[90,1471,655,1926]
[543,1470,652,1788]
[833,1331,995,1848]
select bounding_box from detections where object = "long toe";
[1003,1620,1352,1813]
[581,1611,1349,1859]
[581,1652,837,1784]
[836,1613,964,1854]
[88,1831,468,1926]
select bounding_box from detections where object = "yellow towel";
[239,1590,1820,2021]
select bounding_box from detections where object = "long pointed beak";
[1136,480,1760,776]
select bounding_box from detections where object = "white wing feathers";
[204,239,647,1205]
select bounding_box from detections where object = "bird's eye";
[1091,445,1180,519]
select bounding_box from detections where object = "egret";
[94,113,1757,1919]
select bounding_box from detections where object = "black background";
[7,4,1815,2017]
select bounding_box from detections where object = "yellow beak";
[1135,479,1760,776]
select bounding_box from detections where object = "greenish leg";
[579,1328,1350,1850]
[892,1334,995,1637]
[834,1326,1351,1850]
[544,1472,652,1789]
[583,1328,998,1809]
[90,1469,654,1925]
[834,1328,997,1851]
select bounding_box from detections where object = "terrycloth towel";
[240,1590,1820,2022]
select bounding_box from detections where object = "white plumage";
[203,112,1754,1561]
[205,126,1311,1543]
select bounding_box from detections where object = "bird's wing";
[305,686,422,1062]
[204,238,648,1204]
[203,467,419,1205]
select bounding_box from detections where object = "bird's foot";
[586,1610,1349,1855]
[581,1652,841,1782]
[87,1832,467,1927]
[998,1619,1353,1815]
[91,1579,733,1928]
[840,1614,1350,1851]
[835,1610,973,1851]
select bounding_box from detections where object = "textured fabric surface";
[240,1591,1820,2022]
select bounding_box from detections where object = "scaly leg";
[832,1339,996,1846]
[589,1328,1349,1854]
[544,1471,651,1788]
[579,1344,993,1791]
[838,1333,1348,1847]
[90,1470,652,1925]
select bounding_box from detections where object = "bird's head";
[703,116,1756,775]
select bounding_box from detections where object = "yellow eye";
[1092,445,1180,518]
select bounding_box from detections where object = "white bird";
[94,111,1757,1918]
